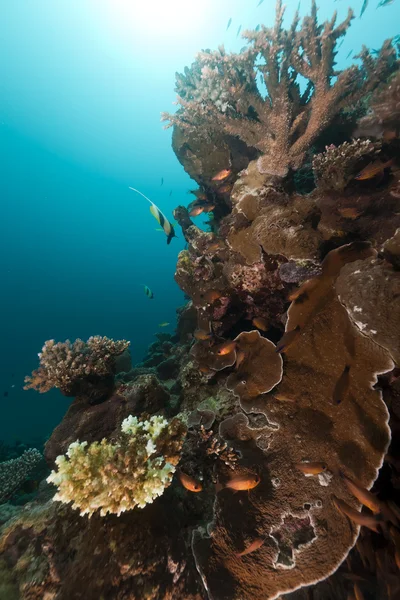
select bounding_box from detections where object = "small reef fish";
[169,190,172,197]
[236,538,265,557]
[338,207,363,220]
[237,25,242,37]
[161,177,164,186]
[212,169,231,181]
[377,0,394,7]
[215,341,237,356]
[360,0,369,17]
[189,205,204,217]
[346,50,353,59]
[252,317,269,331]
[198,365,215,375]
[202,204,215,213]
[257,0,265,6]
[207,241,224,253]
[218,184,232,194]
[159,322,170,327]
[255,24,261,31]
[339,472,381,514]
[333,365,351,405]
[143,285,154,299]
[354,158,394,180]
[201,290,223,304]
[354,583,365,600]
[194,329,212,341]
[226,17,232,31]
[332,496,382,532]
[129,187,176,244]
[235,350,246,370]
[288,278,320,302]
[296,462,327,475]
[276,326,301,354]
[178,471,203,492]
[217,473,260,492]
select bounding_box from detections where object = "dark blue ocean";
[1,0,399,443]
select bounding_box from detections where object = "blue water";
[1,0,399,442]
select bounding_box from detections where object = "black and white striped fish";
[143,285,154,299]
[129,187,177,244]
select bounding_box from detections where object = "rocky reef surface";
[1,2,400,599]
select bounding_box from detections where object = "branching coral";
[47,415,187,517]
[163,0,397,178]
[312,139,379,191]
[24,336,130,396]
[0,449,43,504]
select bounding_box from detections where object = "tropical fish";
[161,177,164,186]
[215,340,237,356]
[169,190,172,197]
[274,392,296,401]
[346,50,353,59]
[212,168,231,181]
[159,322,170,327]
[226,17,232,30]
[332,496,382,532]
[194,329,212,341]
[207,241,224,253]
[236,538,265,557]
[252,317,269,331]
[237,25,242,37]
[143,285,154,299]
[377,0,394,7]
[201,290,223,304]
[235,350,246,370]
[199,365,215,375]
[178,470,202,492]
[296,462,327,475]
[257,0,265,6]
[339,472,381,514]
[354,158,394,180]
[217,473,260,492]
[202,203,215,213]
[288,278,320,302]
[338,207,363,220]
[255,24,261,31]
[333,365,351,405]
[276,326,301,353]
[354,583,365,600]
[189,205,204,217]
[360,0,369,17]
[218,184,232,194]
[129,187,176,244]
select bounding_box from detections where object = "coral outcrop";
[0,449,43,504]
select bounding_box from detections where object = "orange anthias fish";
[178,471,203,492]
[215,340,237,356]
[235,538,265,557]
[201,290,223,304]
[218,184,233,194]
[189,205,205,217]
[212,168,232,181]
[194,329,212,341]
[217,473,261,492]
[332,496,382,533]
[276,326,301,353]
[339,472,381,514]
[252,317,269,331]
[296,462,327,475]
[354,159,394,181]
[338,207,364,220]
[207,241,224,253]
[235,350,246,370]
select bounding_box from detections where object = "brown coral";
[356,70,400,139]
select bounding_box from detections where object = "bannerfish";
[333,365,351,405]
[252,317,268,331]
[339,472,381,514]
[178,470,202,492]
[217,473,260,492]
[159,322,170,327]
[143,285,154,299]
[332,496,382,532]
[354,158,394,180]
[276,326,301,353]
[237,25,242,37]
[215,340,236,356]
[226,17,232,30]
[360,0,369,17]
[212,168,231,181]
[236,538,265,557]
[296,462,327,475]
[129,187,176,244]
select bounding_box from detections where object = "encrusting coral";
[163,0,396,178]
[24,336,130,397]
[0,449,43,504]
[47,415,186,517]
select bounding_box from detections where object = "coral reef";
[47,415,186,517]
[356,70,400,139]
[0,449,43,504]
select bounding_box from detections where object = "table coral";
[163,0,397,178]
[24,336,130,397]
[47,415,187,517]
